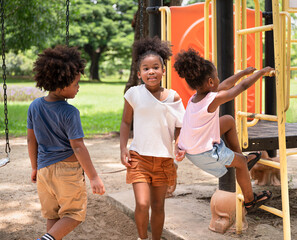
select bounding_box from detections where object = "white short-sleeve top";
[124,84,185,158]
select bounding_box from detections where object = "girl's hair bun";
[132,36,172,65]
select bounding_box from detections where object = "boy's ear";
[162,68,166,76]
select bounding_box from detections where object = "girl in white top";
[174,48,273,214]
[120,37,185,240]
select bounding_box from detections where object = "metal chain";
[66,0,70,46]
[1,0,10,155]
[139,0,143,38]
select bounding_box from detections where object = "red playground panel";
[170,3,263,113]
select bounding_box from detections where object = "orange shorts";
[37,161,87,222]
[126,151,177,187]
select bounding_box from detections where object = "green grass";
[0,77,126,137]
[0,75,296,137]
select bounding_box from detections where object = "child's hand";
[175,148,186,161]
[121,148,131,167]
[243,67,256,75]
[261,66,274,76]
[90,175,105,195]
[31,169,37,183]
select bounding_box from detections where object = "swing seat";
[0,157,9,167]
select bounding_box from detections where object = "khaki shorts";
[37,161,87,222]
[126,151,177,187]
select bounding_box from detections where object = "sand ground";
[0,135,296,240]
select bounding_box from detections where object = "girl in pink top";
[174,48,273,213]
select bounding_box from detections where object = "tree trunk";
[124,0,182,93]
[84,44,106,81]
[169,0,183,6]
[124,0,149,93]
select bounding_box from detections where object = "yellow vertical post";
[211,0,217,67]
[204,0,211,60]
[235,0,242,149]
[271,1,291,239]
[160,8,167,88]
[241,0,248,149]
[234,0,243,234]
[159,7,171,89]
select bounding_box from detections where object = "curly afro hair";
[132,36,172,70]
[173,48,216,90]
[33,45,86,91]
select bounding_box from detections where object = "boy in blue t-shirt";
[27,45,105,240]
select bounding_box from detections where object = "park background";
[1,0,297,138]
[1,1,297,239]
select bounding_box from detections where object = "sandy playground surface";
[0,134,297,240]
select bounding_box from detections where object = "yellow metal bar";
[257,159,280,169]
[237,24,274,35]
[272,1,291,239]
[212,0,217,67]
[159,7,172,89]
[241,0,248,150]
[290,95,297,98]
[235,0,242,150]
[204,0,211,60]
[250,0,261,128]
[160,7,167,88]
[280,12,291,112]
[246,0,261,129]
[235,1,242,233]
[287,9,297,13]
[291,66,297,71]
[259,205,283,218]
[291,39,297,43]
[287,151,297,156]
[237,111,278,121]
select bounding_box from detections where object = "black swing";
[0,0,10,168]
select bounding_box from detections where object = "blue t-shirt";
[27,97,84,170]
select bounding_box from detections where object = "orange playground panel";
[170,3,263,113]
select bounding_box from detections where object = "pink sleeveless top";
[178,92,220,155]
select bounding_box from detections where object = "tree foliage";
[4,0,65,51]
[69,0,137,80]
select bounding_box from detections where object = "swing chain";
[66,0,70,46]
[139,0,143,38]
[1,0,10,155]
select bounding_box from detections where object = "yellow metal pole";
[160,7,167,88]
[159,7,172,89]
[237,24,274,35]
[272,1,291,239]
[247,0,261,128]
[204,0,211,60]
[241,0,248,150]
[237,111,278,121]
[280,12,291,112]
[235,0,243,234]
[211,0,217,67]
[165,7,172,89]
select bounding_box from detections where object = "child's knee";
[150,201,165,212]
[136,201,150,212]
